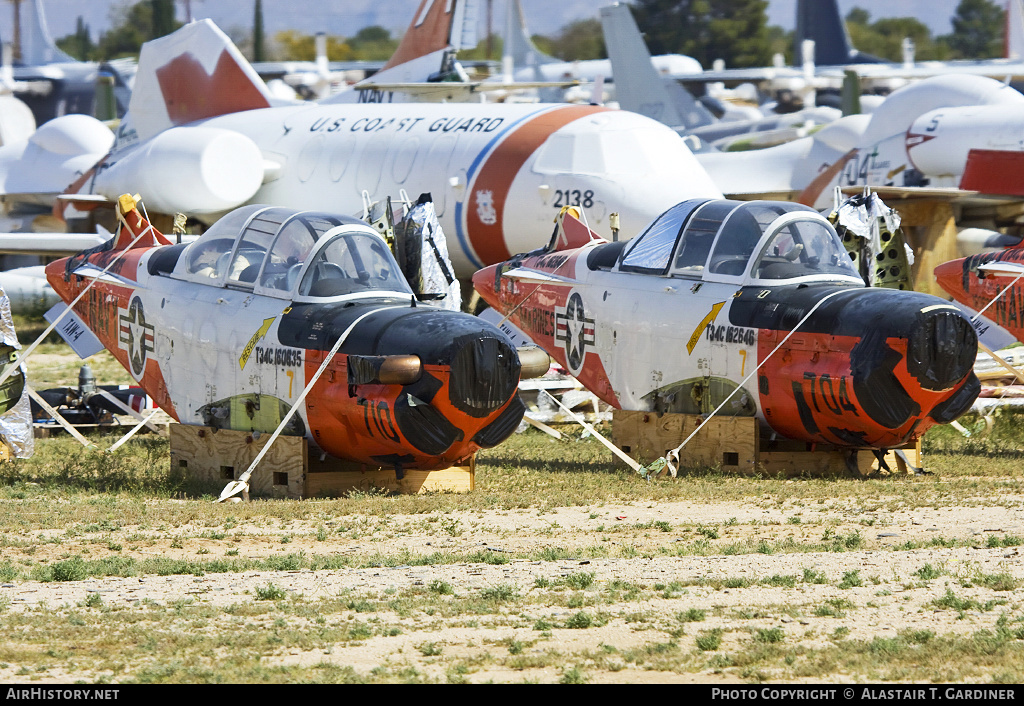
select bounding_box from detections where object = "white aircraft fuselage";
[87,101,722,278]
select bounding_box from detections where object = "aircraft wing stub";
[0,233,108,256]
[499,267,576,286]
[57,193,113,205]
[70,263,136,286]
[979,261,1024,277]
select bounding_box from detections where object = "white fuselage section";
[121,255,307,431]
[578,264,758,415]
[94,102,722,278]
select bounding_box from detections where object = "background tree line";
[55,0,1007,68]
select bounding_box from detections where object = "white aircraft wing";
[354,80,577,98]
[499,267,577,286]
[979,261,1024,277]
[0,233,108,256]
[669,67,807,86]
[817,61,1024,82]
[69,262,135,286]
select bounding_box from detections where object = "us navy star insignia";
[555,291,595,375]
[118,297,155,380]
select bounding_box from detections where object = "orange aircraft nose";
[748,286,979,448]
[934,258,967,301]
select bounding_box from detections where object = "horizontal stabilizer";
[44,303,105,359]
[70,263,136,286]
[57,193,112,205]
[839,185,980,201]
[0,233,107,256]
[979,261,1024,277]
[500,267,575,286]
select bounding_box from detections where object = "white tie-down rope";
[647,289,851,479]
[216,304,407,502]
[0,202,155,390]
[963,268,1024,431]
[969,269,1024,324]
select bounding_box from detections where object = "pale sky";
[2,0,967,50]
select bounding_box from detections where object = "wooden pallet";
[169,424,474,499]
[611,411,922,477]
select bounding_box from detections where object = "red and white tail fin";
[125,19,276,144]
[111,194,173,250]
[552,208,606,252]
[362,0,478,84]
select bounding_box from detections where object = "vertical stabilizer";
[600,3,714,131]
[338,0,472,88]
[378,0,464,73]
[504,0,558,75]
[795,0,884,65]
[449,0,480,52]
[1007,0,1024,59]
[1,43,14,90]
[19,0,75,65]
[124,20,275,144]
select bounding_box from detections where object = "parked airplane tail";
[504,0,558,75]
[599,3,715,131]
[124,19,276,144]
[379,0,479,73]
[795,0,885,65]
[551,208,606,252]
[18,0,76,65]
[63,194,171,262]
[320,0,480,103]
[1007,0,1024,59]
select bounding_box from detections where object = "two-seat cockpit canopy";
[604,199,863,285]
[162,205,413,300]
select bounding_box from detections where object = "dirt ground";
[2,494,1023,683]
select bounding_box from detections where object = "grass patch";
[255,583,287,601]
[696,629,724,652]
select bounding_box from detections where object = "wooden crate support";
[611,411,922,477]
[169,424,474,498]
[886,199,959,296]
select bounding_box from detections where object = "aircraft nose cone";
[373,310,525,456]
[848,296,977,432]
[933,258,966,299]
[906,305,977,392]
[447,334,521,417]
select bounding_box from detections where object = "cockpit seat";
[308,277,350,297]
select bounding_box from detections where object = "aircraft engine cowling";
[906,105,1024,177]
[93,127,264,215]
[0,96,36,147]
[738,287,979,448]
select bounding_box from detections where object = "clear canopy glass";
[172,206,411,299]
[616,199,859,283]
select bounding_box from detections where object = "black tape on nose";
[907,309,977,392]
[850,329,920,430]
[448,334,521,418]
